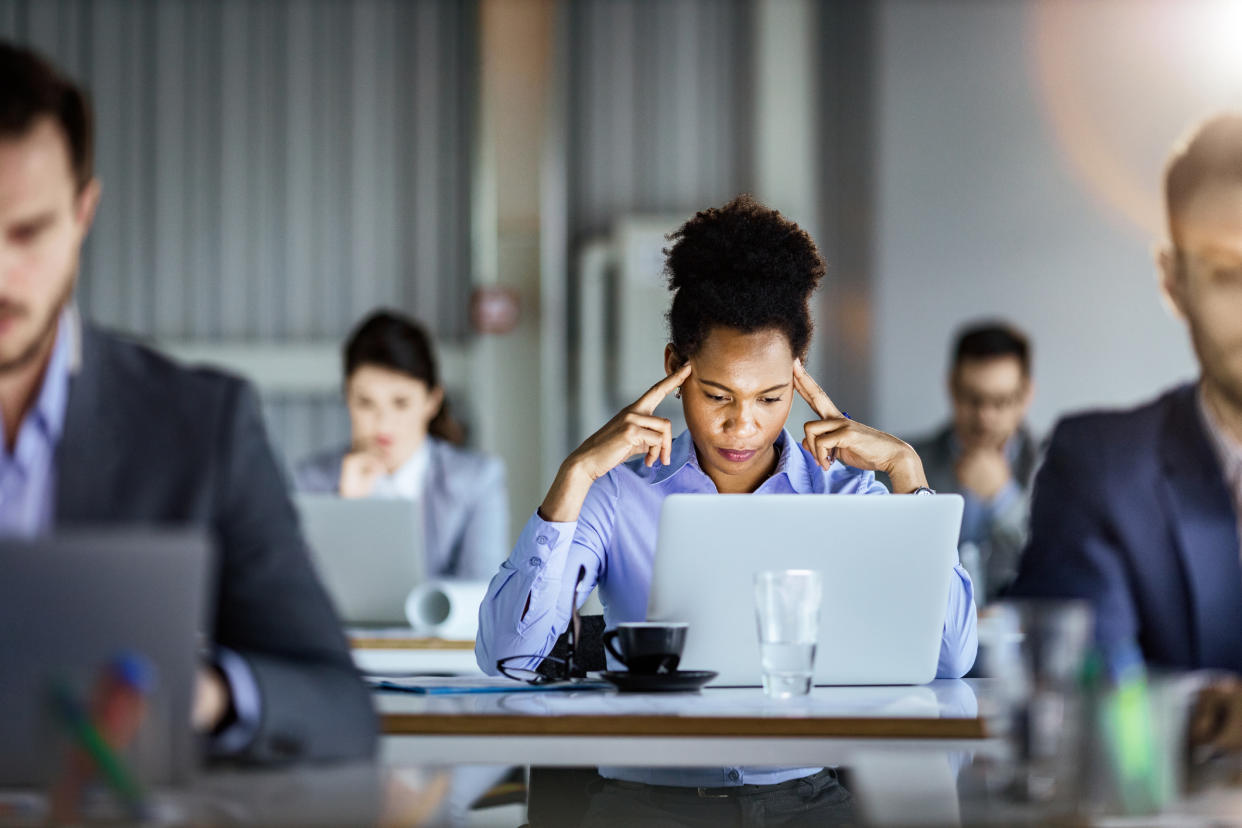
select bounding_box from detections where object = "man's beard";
[0,278,75,375]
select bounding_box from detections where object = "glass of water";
[754,569,822,698]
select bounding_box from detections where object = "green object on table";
[48,679,147,818]
[1095,644,1168,815]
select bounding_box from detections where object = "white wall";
[870,0,1230,439]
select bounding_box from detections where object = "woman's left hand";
[793,359,929,494]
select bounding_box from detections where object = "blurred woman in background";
[296,310,508,580]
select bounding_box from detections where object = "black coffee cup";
[602,622,688,674]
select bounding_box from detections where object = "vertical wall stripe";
[815,1,876,419]
[567,0,752,244]
[0,0,477,466]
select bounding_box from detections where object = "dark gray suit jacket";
[908,425,1040,603]
[55,324,377,763]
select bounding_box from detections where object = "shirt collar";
[373,441,431,500]
[769,429,820,494]
[29,306,76,444]
[1197,384,1242,494]
[645,428,817,493]
[644,430,697,486]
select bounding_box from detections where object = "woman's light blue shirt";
[477,428,976,678]
[475,428,978,788]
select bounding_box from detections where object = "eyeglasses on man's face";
[951,387,1026,412]
[496,564,590,685]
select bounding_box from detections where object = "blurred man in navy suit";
[1011,114,1242,677]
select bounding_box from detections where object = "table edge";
[380,713,988,739]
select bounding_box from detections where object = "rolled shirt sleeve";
[475,513,584,674]
[477,473,618,675]
[938,561,978,678]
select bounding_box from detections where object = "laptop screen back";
[0,529,209,787]
[294,494,424,626]
[648,494,964,686]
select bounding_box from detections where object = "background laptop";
[0,529,208,787]
[647,494,965,686]
[294,494,425,626]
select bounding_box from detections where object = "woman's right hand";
[339,448,387,498]
[539,363,692,522]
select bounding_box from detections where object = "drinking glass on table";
[754,570,822,698]
[987,599,1093,807]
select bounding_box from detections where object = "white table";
[378,679,996,825]
[348,630,480,676]
[378,680,991,767]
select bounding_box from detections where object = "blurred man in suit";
[1011,114,1242,675]
[0,40,375,761]
[908,322,1036,603]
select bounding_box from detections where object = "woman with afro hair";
[476,196,977,800]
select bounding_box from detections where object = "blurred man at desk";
[1011,114,1242,673]
[0,41,375,761]
[907,322,1037,603]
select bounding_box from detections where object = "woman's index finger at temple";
[633,362,692,415]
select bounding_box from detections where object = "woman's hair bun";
[663,195,825,362]
[664,194,824,299]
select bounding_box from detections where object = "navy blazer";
[1009,384,1242,671]
[295,438,508,581]
[57,324,377,763]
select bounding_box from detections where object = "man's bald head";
[1165,113,1242,245]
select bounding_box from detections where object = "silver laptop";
[647,494,965,686]
[294,494,425,626]
[0,529,208,787]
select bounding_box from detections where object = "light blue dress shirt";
[477,427,978,788]
[0,309,73,537]
[0,308,261,754]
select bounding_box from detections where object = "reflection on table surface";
[8,674,1242,826]
[4,753,1242,827]
[376,679,981,720]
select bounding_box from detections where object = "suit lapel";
[54,325,124,523]
[420,439,448,575]
[1014,427,1039,484]
[925,427,958,493]
[1158,385,1242,669]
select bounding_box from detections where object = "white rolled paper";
[404,580,491,641]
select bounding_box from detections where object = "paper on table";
[404,580,490,640]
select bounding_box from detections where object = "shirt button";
[536,535,549,546]
[528,557,543,569]
[728,769,741,782]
